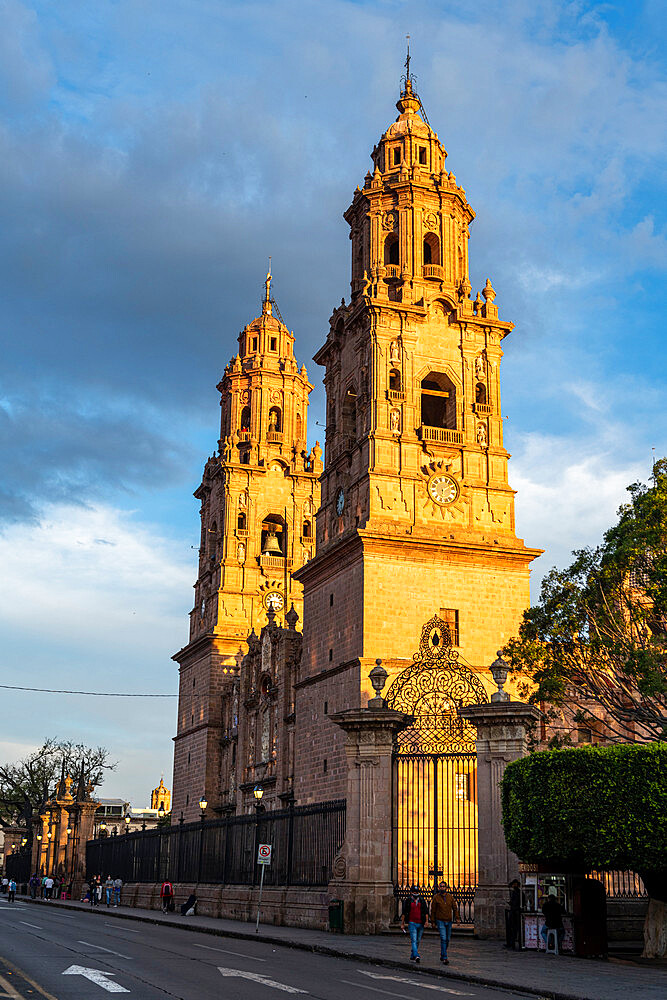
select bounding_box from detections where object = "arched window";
[268,407,281,433]
[423,233,440,266]
[475,382,487,405]
[342,386,357,438]
[237,512,246,531]
[421,372,457,429]
[389,369,402,392]
[240,406,251,432]
[384,233,399,266]
[302,519,311,539]
[261,514,285,557]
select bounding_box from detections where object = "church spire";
[262,257,272,316]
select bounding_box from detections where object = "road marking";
[194,942,266,962]
[0,957,59,1000]
[218,967,307,993]
[19,921,42,929]
[63,965,130,993]
[0,972,20,998]
[78,940,133,960]
[104,923,140,933]
[358,971,473,995]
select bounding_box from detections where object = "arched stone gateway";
[386,615,488,922]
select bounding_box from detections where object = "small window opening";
[270,337,277,351]
[439,608,460,646]
[421,372,456,429]
[418,146,427,165]
[302,519,311,538]
[261,515,285,556]
[261,675,271,697]
[240,451,250,464]
[384,233,399,266]
[232,743,236,764]
[475,383,487,405]
[324,701,328,715]
[187,752,190,765]
[238,512,246,531]
[329,649,333,662]
[193,678,196,688]
[323,759,328,774]
[389,369,401,392]
[252,337,258,352]
[423,233,440,266]
[186,794,189,806]
[329,593,334,607]
[392,147,401,167]
[240,406,251,432]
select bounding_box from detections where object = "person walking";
[505,878,522,950]
[430,881,460,964]
[160,880,174,914]
[8,879,16,903]
[29,873,39,899]
[104,876,114,907]
[89,875,99,906]
[113,877,122,907]
[400,885,429,963]
[44,875,54,900]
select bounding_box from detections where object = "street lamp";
[253,784,264,805]
[124,814,131,833]
[47,830,52,840]
[199,796,207,822]
[100,821,107,837]
[197,796,207,884]
[158,804,165,820]
[66,825,72,836]
[36,833,42,842]
[21,837,27,848]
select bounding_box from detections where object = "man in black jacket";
[400,886,429,963]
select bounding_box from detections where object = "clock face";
[336,488,345,516]
[427,473,459,506]
[264,591,284,612]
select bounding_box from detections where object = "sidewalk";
[21,895,666,1000]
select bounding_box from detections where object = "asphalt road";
[0,897,535,1000]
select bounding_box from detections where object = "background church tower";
[172,275,321,822]
[293,74,541,796]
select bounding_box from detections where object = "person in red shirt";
[160,881,174,914]
[400,886,429,962]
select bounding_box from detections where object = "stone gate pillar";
[459,655,541,939]
[328,697,409,934]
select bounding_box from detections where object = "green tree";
[0,738,116,828]
[506,460,667,743]
[501,742,667,956]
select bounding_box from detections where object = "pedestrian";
[89,875,99,906]
[96,877,103,906]
[29,873,39,899]
[113,877,122,907]
[160,880,174,914]
[430,881,460,965]
[1,876,8,894]
[44,875,54,900]
[540,886,565,952]
[8,879,16,903]
[104,875,114,907]
[40,875,47,898]
[400,885,429,963]
[505,878,522,950]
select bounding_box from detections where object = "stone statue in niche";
[390,409,401,435]
[239,492,247,507]
[237,542,246,563]
[390,339,401,364]
[475,353,486,380]
[477,423,488,448]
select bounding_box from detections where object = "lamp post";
[158,804,165,820]
[252,785,264,889]
[197,796,207,884]
[124,814,131,834]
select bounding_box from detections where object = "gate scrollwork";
[386,614,488,753]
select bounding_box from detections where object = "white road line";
[194,942,266,962]
[358,971,473,996]
[104,923,140,933]
[341,981,420,1000]
[19,921,42,929]
[218,967,307,993]
[78,940,133,960]
[0,970,20,998]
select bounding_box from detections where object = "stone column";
[328,706,409,933]
[459,699,541,938]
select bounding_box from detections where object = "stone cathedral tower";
[171,276,322,822]
[293,77,541,788]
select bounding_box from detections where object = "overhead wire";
[0,684,176,697]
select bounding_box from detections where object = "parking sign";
[257,843,272,865]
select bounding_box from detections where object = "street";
[0,898,534,1000]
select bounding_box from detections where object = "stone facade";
[172,276,322,822]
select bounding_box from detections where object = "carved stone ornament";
[241,389,249,403]
[239,492,247,507]
[382,210,397,231]
[390,408,401,434]
[332,854,347,879]
[476,422,488,448]
[475,353,486,381]
[237,542,246,564]
[424,211,438,231]
[389,339,401,364]
[354,756,380,768]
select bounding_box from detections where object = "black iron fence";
[591,870,647,898]
[5,851,31,884]
[86,800,346,887]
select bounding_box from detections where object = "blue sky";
[0,0,665,806]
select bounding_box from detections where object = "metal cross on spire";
[405,34,411,82]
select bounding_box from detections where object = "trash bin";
[328,899,344,932]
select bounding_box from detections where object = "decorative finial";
[490,650,510,702]
[405,34,411,84]
[368,658,389,708]
[263,257,272,315]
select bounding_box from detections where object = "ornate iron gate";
[388,615,487,923]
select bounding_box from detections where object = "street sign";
[257,843,272,865]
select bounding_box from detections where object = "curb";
[18,896,602,1000]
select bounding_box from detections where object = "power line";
[0,684,176,697]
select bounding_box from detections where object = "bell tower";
[172,274,322,822]
[293,75,541,749]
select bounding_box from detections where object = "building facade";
[171,278,322,821]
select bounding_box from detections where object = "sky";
[0,0,665,807]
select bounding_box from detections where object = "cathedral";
[171,72,540,844]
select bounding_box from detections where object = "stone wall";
[120,882,329,930]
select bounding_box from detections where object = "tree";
[505,459,667,743]
[501,742,667,957]
[0,738,116,828]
